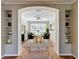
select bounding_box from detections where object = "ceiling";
[2,0,77,4]
[22,9,56,21]
[22,8,56,24]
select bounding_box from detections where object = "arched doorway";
[18,6,59,55]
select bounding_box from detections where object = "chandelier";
[35,15,40,20]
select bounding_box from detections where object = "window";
[31,23,46,35]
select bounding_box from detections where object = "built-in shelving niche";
[65,10,72,44]
[5,10,12,44]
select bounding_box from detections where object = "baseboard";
[1,55,5,58]
[72,54,78,59]
[59,53,77,59]
[3,54,18,56]
[59,53,72,56]
[1,53,18,58]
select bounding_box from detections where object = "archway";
[18,6,59,55]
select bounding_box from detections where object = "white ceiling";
[22,9,56,24]
[22,10,56,20]
[2,0,76,4]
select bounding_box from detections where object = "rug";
[30,44,49,52]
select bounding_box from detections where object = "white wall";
[1,3,5,57]
[72,1,78,58]
[2,4,72,55]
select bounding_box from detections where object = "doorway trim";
[18,6,59,55]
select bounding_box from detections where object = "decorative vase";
[7,39,12,44]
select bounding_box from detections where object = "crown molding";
[1,0,76,4]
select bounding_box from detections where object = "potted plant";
[46,27,49,33]
[44,27,50,39]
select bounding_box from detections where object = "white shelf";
[65,26,72,27]
[5,10,12,44]
[65,10,72,44]
[65,17,71,19]
[5,17,12,20]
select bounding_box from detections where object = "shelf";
[5,10,12,44]
[65,21,70,23]
[65,9,72,44]
[65,42,71,44]
[66,26,72,27]
[5,17,12,19]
